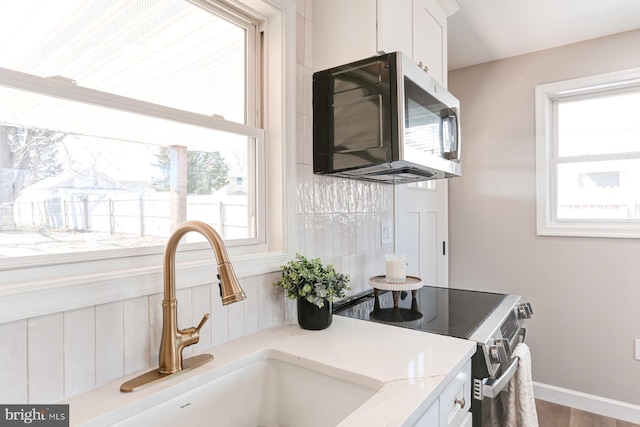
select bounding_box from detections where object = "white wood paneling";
[241,276,259,335]
[0,320,27,403]
[211,288,230,346]
[123,296,150,376]
[191,285,213,353]
[28,313,64,402]
[96,301,124,385]
[64,307,96,397]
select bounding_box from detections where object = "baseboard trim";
[533,382,640,424]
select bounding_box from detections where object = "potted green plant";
[273,253,351,330]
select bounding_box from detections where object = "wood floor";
[535,399,639,427]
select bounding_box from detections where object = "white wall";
[448,29,640,406]
[0,0,393,404]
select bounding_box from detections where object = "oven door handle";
[481,356,519,399]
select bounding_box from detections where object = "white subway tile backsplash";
[303,114,313,166]
[296,164,306,214]
[96,301,124,385]
[314,214,326,260]
[295,14,305,65]
[332,214,342,259]
[296,63,304,114]
[313,175,327,214]
[348,214,357,255]
[302,165,315,214]
[323,214,334,260]
[296,111,304,164]
[304,20,313,69]
[339,214,349,257]
[304,213,316,258]
[28,313,64,403]
[356,213,366,254]
[349,255,359,293]
[0,320,27,403]
[64,307,96,397]
[303,66,313,116]
[297,213,306,254]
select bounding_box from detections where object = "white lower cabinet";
[414,359,472,426]
[460,412,473,427]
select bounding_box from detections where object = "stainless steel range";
[333,285,533,426]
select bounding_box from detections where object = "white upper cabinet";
[313,0,459,86]
[413,0,447,86]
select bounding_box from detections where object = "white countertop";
[63,316,476,426]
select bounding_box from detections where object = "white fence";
[9,193,249,239]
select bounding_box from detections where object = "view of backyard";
[0,125,251,258]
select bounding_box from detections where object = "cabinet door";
[377,0,413,56]
[312,0,378,71]
[439,360,471,427]
[412,0,447,86]
[414,399,439,426]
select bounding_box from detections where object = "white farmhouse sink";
[113,350,383,427]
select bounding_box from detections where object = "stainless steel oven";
[333,285,533,426]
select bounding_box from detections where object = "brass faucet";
[121,220,246,392]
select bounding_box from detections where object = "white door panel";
[395,180,448,286]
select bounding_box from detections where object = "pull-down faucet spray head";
[218,261,246,305]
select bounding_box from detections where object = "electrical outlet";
[381,221,393,245]
[636,339,640,361]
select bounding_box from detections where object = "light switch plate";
[381,221,393,245]
[635,339,640,361]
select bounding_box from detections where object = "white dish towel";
[492,343,539,427]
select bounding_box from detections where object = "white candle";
[385,254,406,283]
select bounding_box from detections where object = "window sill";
[0,250,288,324]
[537,221,640,239]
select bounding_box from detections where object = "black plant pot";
[297,298,332,330]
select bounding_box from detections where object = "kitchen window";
[0,0,296,322]
[535,68,640,238]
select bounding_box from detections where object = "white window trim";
[535,67,640,239]
[0,0,297,324]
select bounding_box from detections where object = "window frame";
[535,67,640,239]
[0,0,297,323]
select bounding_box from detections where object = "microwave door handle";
[445,113,459,158]
[450,113,459,156]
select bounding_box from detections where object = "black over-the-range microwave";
[313,51,461,184]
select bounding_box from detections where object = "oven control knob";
[517,302,533,319]
[489,339,510,364]
[489,346,501,364]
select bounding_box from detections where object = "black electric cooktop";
[333,285,507,340]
